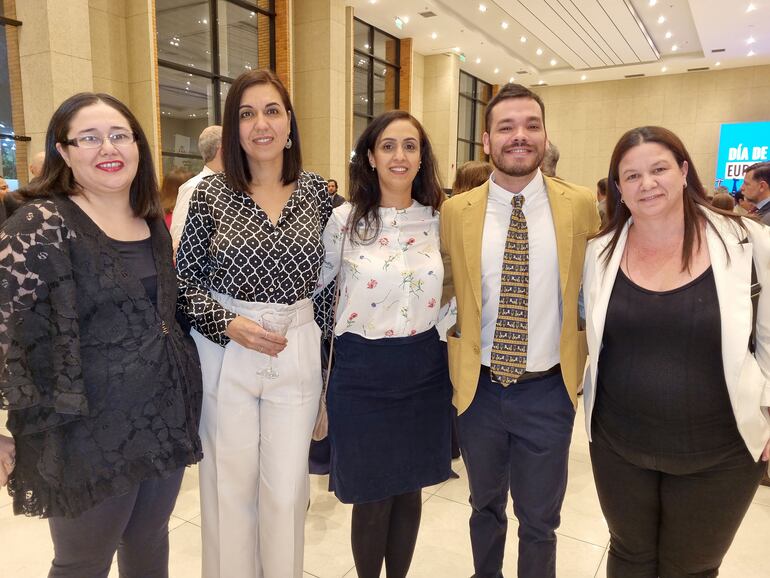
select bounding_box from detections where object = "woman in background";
[160,167,193,229]
[582,126,770,577]
[318,110,450,578]
[0,92,202,578]
[176,69,331,578]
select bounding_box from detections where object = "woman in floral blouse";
[318,110,451,578]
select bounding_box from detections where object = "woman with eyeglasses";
[0,92,203,578]
[176,69,332,578]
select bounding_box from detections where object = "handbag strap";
[322,231,346,392]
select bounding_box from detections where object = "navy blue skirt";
[328,328,453,504]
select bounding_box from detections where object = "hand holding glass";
[260,312,292,379]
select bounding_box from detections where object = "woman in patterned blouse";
[317,110,451,578]
[176,69,332,578]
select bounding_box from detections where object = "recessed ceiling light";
[747,36,756,44]
[479,3,487,12]
[748,50,756,56]
[431,32,437,39]
[649,0,657,5]
[402,16,409,24]
[715,61,721,66]
[665,31,672,39]
[658,15,666,24]
[538,80,545,85]
[581,74,587,81]
[494,67,499,73]
[364,43,370,49]
[550,59,557,66]
[476,57,482,64]
[452,47,461,53]
[501,21,509,29]
[661,66,668,72]
[671,44,678,52]
[536,47,543,55]
[520,36,527,43]
[747,3,756,12]
[369,0,376,4]
[509,76,515,83]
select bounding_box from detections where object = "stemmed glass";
[259,311,292,379]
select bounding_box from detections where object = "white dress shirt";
[480,169,561,369]
[170,165,216,245]
[318,201,444,339]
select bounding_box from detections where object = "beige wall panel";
[126,12,153,84]
[89,0,126,17]
[125,0,151,17]
[534,65,770,189]
[48,0,92,60]
[421,54,459,188]
[50,53,94,106]
[92,77,131,102]
[16,0,51,58]
[411,52,424,123]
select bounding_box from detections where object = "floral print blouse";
[318,201,444,339]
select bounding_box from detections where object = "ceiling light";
[509,76,515,83]
[538,80,545,85]
[581,74,587,81]
[431,32,437,39]
[501,21,509,29]
[479,3,487,12]
[452,47,461,53]
[494,67,499,73]
[748,50,756,56]
[402,16,409,24]
[550,59,557,66]
[364,43,370,49]
[747,3,756,12]
[536,47,543,55]
[649,0,657,5]
[369,0,376,3]
[747,36,756,44]
[658,15,666,24]
[715,61,721,66]
[665,31,672,39]
[661,66,668,72]
[671,44,678,51]
[520,36,527,43]
[476,57,481,64]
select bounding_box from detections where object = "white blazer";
[581,210,770,459]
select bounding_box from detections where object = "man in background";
[596,177,609,227]
[740,162,770,225]
[28,152,45,180]
[170,125,223,250]
[327,178,345,207]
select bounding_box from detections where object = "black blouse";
[0,197,203,518]
[177,171,332,345]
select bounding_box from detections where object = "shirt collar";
[488,168,545,208]
[755,196,770,211]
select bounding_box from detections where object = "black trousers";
[457,370,575,578]
[47,468,185,578]
[590,424,765,578]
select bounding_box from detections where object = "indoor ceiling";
[347,0,769,86]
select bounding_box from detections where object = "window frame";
[457,70,491,165]
[157,0,276,167]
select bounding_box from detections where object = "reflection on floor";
[2,400,770,577]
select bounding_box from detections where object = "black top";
[109,237,157,305]
[0,197,203,518]
[594,267,742,454]
[177,171,332,345]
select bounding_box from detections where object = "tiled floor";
[2,401,770,577]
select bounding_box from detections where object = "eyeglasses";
[62,132,138,149]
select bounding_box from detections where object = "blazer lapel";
[704,214,753,387]
[545,178,573,297]
[461,183,488,313]
[590,223,629,347]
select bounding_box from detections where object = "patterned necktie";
[490,194,528,386]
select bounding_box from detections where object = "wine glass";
[260,311,292,379]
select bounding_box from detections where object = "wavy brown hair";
[599,126,743,270]
[348,110,444,243]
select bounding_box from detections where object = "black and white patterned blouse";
[177,171,332,345]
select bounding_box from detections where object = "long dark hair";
[599,126,742,270]
[23,92,161,218]
[221,69,301,192]
[348,110,444,243]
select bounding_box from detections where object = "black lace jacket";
[0,196,203,518]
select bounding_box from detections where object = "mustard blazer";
[440,176,601,414]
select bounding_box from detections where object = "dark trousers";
[48,468,185,578]
[457,370,575,578]
[590,424,765,578]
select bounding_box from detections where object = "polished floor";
[2,400,770,578]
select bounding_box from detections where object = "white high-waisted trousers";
[192,294,322,578]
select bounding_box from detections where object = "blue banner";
[716,121,770,192]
